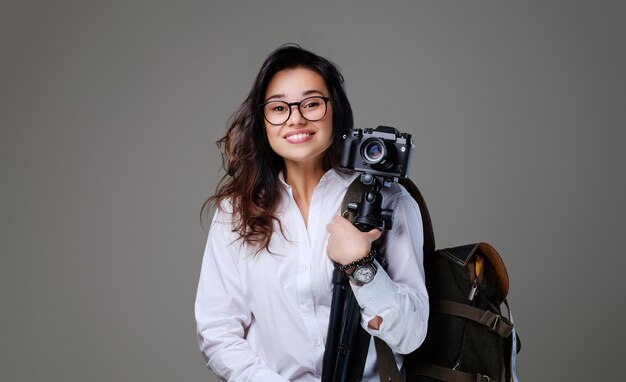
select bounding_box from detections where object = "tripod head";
[339,125,414,232]
[346,173,395,232]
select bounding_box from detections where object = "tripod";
[322,173,395,382]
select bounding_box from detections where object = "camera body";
[340,125,413,180]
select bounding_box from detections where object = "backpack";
[342,177,521,382]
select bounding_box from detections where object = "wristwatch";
[348,261,378,285]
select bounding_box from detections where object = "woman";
[195,44,428,381]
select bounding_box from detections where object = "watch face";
[354,264,376,284]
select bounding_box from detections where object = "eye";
[302,98,322,109]
[266,102,288,113]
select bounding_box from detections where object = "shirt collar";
[278,171,290,189]
[278,168,359,190]
[326,168,359,187]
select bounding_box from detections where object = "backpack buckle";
[490,315,500,331]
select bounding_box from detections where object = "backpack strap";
[340,177,365,221]
[374,337,403,382]
[503,299,521,382]
[399,178,435,254]
[414,363,499,382]
[432,300,514,338]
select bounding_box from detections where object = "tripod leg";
[322,268,349,382]
[334,289,366,382]
[346,325,371,381]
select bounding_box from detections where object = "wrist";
[338,250,376,273]
[348,260,378,286]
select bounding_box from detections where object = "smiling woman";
[195,44,429,382]
[262,67,334,175]
[200,45,354,251]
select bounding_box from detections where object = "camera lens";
[362,139,386,164]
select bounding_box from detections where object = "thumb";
[366,228,383,241]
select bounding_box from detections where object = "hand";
[326,216,382,266]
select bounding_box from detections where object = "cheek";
[264,121,272,136]
[323,116,334,143]
[327,109,335,135]
[320,125,334,152]
[264,124,280,151]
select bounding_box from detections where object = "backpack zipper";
[468,255,484,301]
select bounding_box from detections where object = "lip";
[283,130,316,143]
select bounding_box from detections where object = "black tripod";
[322,173,395,382]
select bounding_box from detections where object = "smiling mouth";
[285,132,314,143]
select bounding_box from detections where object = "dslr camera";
[340,125,413,180]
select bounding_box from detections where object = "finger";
[326,216,340,230]
[333,215,349,225]
[367,228,383,241]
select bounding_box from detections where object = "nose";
[286,104,305,125]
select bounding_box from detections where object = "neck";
[283,161,326,197]
[283,161,328,225]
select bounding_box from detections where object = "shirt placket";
[292,191,325,377]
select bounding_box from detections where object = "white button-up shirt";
[195,169,428,381]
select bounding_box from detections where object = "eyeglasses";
[260,96,330,125]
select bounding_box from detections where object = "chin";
[283,152,326,165]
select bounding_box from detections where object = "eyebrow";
[265,89,326,102]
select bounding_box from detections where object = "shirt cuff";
[250,368,291,382]
[350,261,399,316]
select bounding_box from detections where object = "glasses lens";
[299,96,327,122]
[262,97,328,125]
[263,101,290,125]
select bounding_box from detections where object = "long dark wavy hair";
[202,44,354,253]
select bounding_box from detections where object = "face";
[263,67,333,169]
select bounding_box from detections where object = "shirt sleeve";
[350,188,429,355]
[195,208,289,382]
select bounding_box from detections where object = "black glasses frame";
[259,96,330,125]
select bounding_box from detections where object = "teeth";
[286,133,311,141]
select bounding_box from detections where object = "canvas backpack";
[342,177,521,382]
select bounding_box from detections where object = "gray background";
[2,1,624,381]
